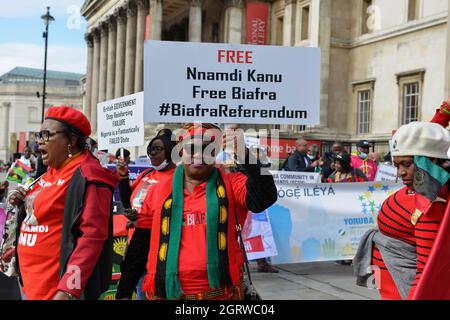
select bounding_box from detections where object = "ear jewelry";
[68,144,73,158]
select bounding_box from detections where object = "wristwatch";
[63,291,76,300]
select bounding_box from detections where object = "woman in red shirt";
[8,106,119,300]
[136,123,277,300]
[115,129,176,299]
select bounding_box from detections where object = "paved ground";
[0,261,380,300]
[251,261,380,300]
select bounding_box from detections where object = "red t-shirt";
[17,154,85,300]
[140,170,248,294]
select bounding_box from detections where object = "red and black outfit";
[16,152,119,300]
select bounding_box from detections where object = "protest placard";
[144,41,320,125]
[97,92,144,150]
[375,163,398,182]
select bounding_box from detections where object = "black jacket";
[284,151,315,172]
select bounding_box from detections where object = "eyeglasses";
[35,130,65,142]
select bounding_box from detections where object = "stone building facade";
[0,67,83,162]
[81,0,450,156]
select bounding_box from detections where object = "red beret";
[45,106,91,137]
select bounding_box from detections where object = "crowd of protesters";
[1,106,278,301]
[282,138,382,183]
[2,99,450,301]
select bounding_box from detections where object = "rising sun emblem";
[113,237,128,257]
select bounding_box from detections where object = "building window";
[361,0,372,35]
[357,90,371,134]
[28,107,40,123]
[402,82,420,124]
[301,5,310,40]
[408,0,419,21]
[352,79,375,136]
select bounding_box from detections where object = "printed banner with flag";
[242,210,278,260]
[6,161,33,184]
[413,156,450,214]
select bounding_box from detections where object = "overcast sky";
[0,0,87,76]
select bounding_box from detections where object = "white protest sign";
[144,40,320,125]
[243,210,278,260]
[270,170,321,185]
[97,92,144,150]
[375,163,398,182]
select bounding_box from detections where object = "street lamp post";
[40,6,55,123]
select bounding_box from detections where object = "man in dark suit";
[284,139,319,172]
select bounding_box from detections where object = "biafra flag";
[6,160,33,183]
[413,156,450,215]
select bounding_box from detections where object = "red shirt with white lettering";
[17,154,84,300]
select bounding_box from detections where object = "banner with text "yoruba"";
[144,41,320,125]
[267,182,403,264]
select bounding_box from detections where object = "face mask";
[308,155,316,160]
[150,159,169,171]
[359,152,368,160]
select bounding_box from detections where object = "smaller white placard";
[375,163,398,182]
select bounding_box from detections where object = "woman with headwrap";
[115,129,176,300]
[354,120,450,300]
[327,153,368,183]
[137,123,277,300]
[7,106,119,300]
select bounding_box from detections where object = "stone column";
[225,0,244,44]
[283,0,295,46]
[106,16,117,100]
[318,0,331,128]
[135,0,148,93]
[98,22,109,105]
[90,29,101,128]
[0,102,11,161]
[149,0,163,40]
[115,8,127,98]
[84,33,94,119]
[124,1,138,95]
[189,0,203,42]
